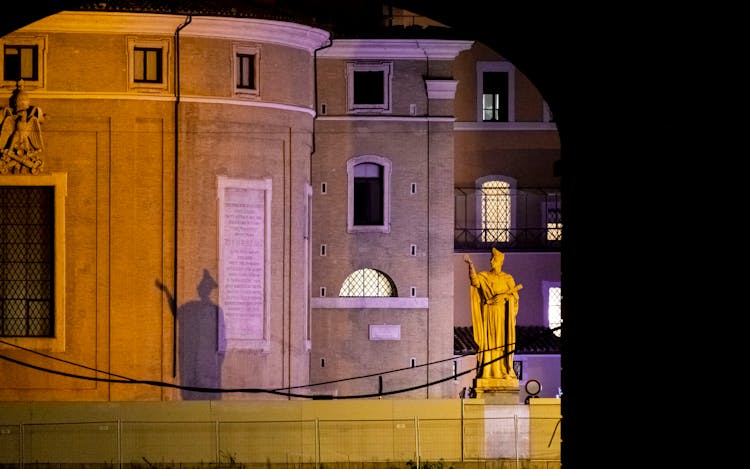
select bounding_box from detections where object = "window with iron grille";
[544,193,562,241]
[339,268,397,297]
[0,186,54,337]
[479,179,510,243]
[548,286,561,337]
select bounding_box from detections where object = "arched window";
[347,155,391,233]
[476,175,516,243]
[339,268,397,297]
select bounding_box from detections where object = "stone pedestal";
[473,377,520,404]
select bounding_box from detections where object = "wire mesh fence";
[0,415,560,468]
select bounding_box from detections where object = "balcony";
[455,186,561,252]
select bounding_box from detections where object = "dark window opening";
[353,163,383,225]
[353,70,384,105]
[482,71,509,122]
[4,45,38,81]
[236,53,255,89]
[133,47,162,83]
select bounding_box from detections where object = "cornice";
[18,11,330,54]
[317,38,473,60]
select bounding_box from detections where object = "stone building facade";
[0,6,560,401]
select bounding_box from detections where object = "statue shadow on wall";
[156,269,225,400]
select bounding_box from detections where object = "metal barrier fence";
[0,416,561,468]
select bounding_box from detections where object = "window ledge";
[311,297,428,309]
[454,121,558,131]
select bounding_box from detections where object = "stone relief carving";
[0,80,45,174]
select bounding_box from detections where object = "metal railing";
[454,187,561,252]
[0,414,561,467]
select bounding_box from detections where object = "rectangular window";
[476,61,515,123]
[3,45,38,82]
[0,172,66,351]
[347,156,391,233]
[234,44,260,97]
[548,286,562,337]
[347,62,392,113]
[353,70,384,105]
[544,193,562,242]
[482,71,509,122]
[1,36,46,89]
[236,53,255,89]
[133,47,162,83]
[0,186,53,337]
[127,37,170,93]
[353,163,383,225]
[481,180,511,242]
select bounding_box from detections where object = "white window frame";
[476,61,515,123]
[0,35,47,90]
[127,37,171,93]
[233,43,260,98]
[475,175,517,243]
[0,172,67,352]
[347,61,393,114]
[347,155,391,233]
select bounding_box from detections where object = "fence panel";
[220,420,317,465]
[121,421,215,466]
[22,421,118,465]
[0,414,560,466]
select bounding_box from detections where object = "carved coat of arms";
[0,80,45,174]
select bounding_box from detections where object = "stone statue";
[464,248,523,382]
[0,80,45,174]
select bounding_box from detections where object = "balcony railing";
[455,186,561,252]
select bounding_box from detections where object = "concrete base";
[474,377,520,404]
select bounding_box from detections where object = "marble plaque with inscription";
[218,177,271,352]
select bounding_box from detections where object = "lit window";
[1,36,46,89]
[544,192,562,241]
[347,155,391,233]
[476,61,515,123]
[0,172,66,351]
[548,286,561,337]
[339,268,397,297]
[347,61,392,113]
[476,175,516,243]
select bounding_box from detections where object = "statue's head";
[10,80,30,112]
[490,247,504,269]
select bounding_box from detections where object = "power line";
[0,326,558,398]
